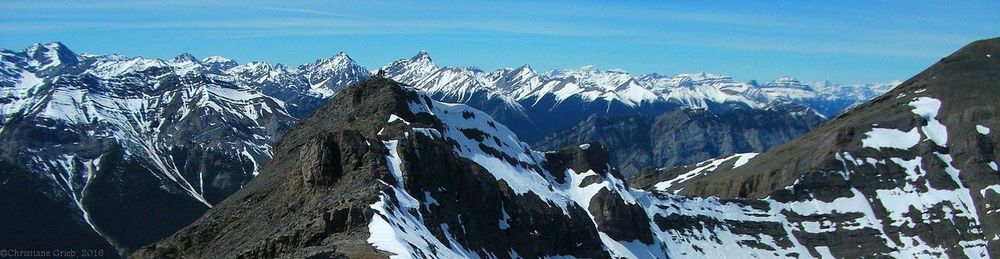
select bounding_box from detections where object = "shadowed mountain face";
[137,38,999,259]
[533,103,824,176]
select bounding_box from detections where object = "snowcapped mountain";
[376,52,886,174]
[302,52,372,97]
[0,42,300,255]
[225,52,371,118]
[380,51,896,142]
[137,36,1000,258]
[631,37,1000,257]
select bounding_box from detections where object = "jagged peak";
[304,51,368,76]
[26,41,70,54]
[411,50,432,62]
[324,51,353,63]
[23,41,79,69]
[172,53,198,63]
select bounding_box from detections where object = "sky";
[1,1,998,84]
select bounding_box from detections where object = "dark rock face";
[589,188,654,243]
[0,161,117,254]
[132,79,400,258]
[534,104,824,177]
[299,134,345,186]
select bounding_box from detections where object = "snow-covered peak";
[202,55,239,71]
[26,42,71,57]
[382,51,439,85]
[202,55,234,64]
[229,61,295,83]
[484,64,544,93]
[231,61,275,73]
[301,52,371,97]
[172,53,198,63]
[305,52,363,73]
[87,56,170,78]
[25,41,78,70]
[167,53,203,76]
[411,50,432,62]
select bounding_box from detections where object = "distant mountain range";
[379,50,898,141]
[0,42,894,256]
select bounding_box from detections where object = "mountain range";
[0,42,894,256]
[378,50,893,172]
[135,37,1000,258]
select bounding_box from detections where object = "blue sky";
[1,1,997,83]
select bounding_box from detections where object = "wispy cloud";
[259,7,375,21]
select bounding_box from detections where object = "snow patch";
[653,153,756,192]
[732,153,759,168]
[977,125,991,135]
[387,114,411,125]
[909,97,948,146]
[498,207,511,230]
[862,128,920,150]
